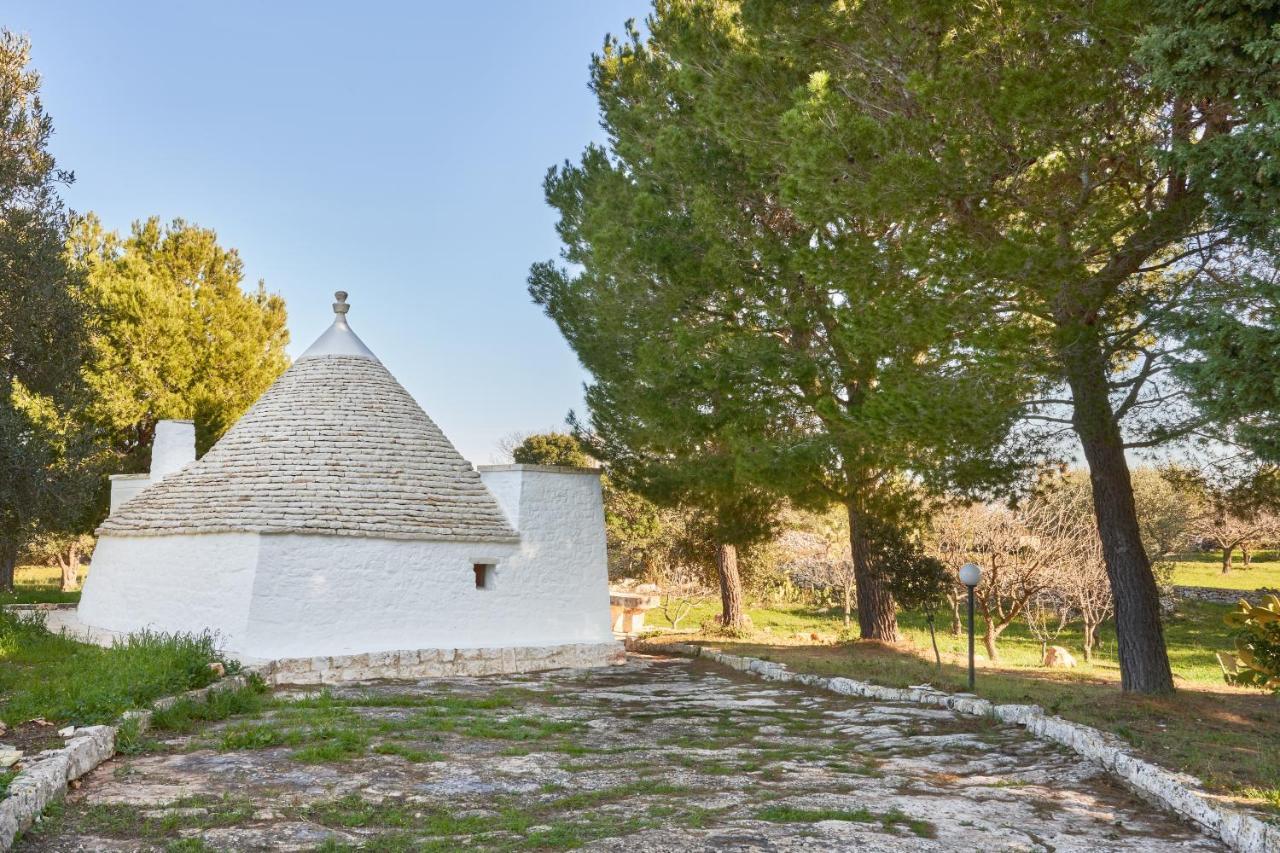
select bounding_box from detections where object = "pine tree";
[530,4,1032,640]
[68,215,290,468]
[0,32,91,591]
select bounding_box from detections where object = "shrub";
[1224,594,1280,693]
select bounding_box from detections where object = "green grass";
[372,742,443,763]
[644,597,1279,815]
[0,609,232,727]
[298,783,693,851]
[73,794,256,839]
[1169,551,1280,591]
[755,804,936,838]
[218,719,371,762]
[147,680,268,734]
[198,688,584,766]
[2,564,82,605]
[647,597,1240,685]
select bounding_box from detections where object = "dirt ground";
[16,654,1222,852]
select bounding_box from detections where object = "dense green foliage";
[883,533,952,667]
[0,32,96,591]
[0,609,231,726]
[1224,594,1280,693]
[511,433,590,468]
[535,0,1280,692]
[1136,1,1280,557]
[531,1,1035,642]
[70,215,290,464]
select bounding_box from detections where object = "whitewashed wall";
[243,535,520,658]
[150,420,196,480]
[78,465,614,662]
[478,465,614,646]
[76,533,260,647]
[107,475,150,514]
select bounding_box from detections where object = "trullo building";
[76,293,620,678]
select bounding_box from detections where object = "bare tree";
[1197,509,1280,574]
[925,504,983,637]
[1167,467,1280,573]
[776,512,859,628]
[1023,591,1072,661]
[653,563,713,631]
[1023,477,1115,662]
[928,504,1063,661]
[1064,549,1114,662]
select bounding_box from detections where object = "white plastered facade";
[76,294,618,672]
[78,465,613,661]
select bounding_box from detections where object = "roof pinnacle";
[333,291,350,315]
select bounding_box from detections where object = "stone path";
[17,655,1220,852]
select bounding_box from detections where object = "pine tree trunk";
[927,616,941,669]
[715,543,747,630]
[1064,339,1175,694]
[1222,547,1233,575]
[842,585,852,628]
[1242,545,1252,569]
[846,502,899,642]
[0,537,16,593]
[949,597,963,636]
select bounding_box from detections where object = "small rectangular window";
[474,563,493,589]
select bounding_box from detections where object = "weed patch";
[755,804,935,838]
[148,678,267,733]
[372,742,442,763]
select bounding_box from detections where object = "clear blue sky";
[7,1,644,462]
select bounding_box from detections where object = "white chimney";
[150,419,196,481]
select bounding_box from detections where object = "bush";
[1224,594,1280,693]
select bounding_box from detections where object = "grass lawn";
[0,609,232,730]
[643,597,1280,815]
[2,564,82,606]
[1169,550,1280,591]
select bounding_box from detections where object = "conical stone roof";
[99,293,519,543]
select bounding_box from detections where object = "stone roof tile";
[100,329,518,543]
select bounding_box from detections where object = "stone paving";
[16,655,1220,852]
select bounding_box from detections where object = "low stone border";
[0,669,264,851]
[1175,586,1279,606]
[264,641,626,684]
[629,638,1279,853]
[0,604,77,614]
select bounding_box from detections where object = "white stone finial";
[298,289,379,362]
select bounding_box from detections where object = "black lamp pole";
[959,562,982,692]
[967,584,976,692]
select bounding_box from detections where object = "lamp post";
[959,562,983,692]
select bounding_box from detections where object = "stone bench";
[609,589,662,634]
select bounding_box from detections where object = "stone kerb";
[1175,585,1279,606]
[627,638,1279,853]
[0,670,264,851]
